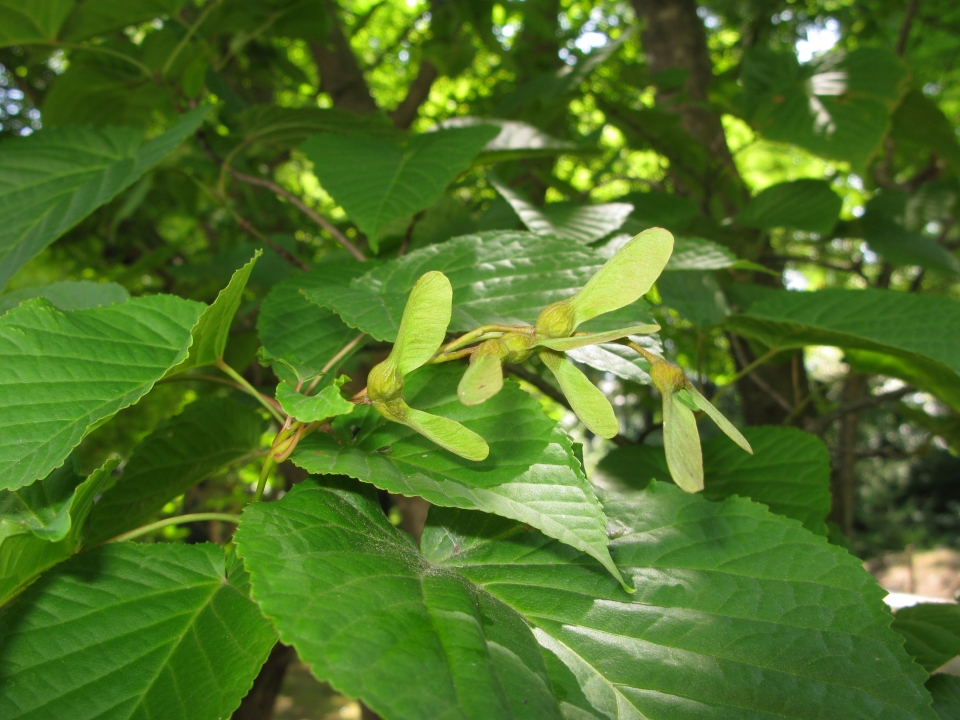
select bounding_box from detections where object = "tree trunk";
[310,5,378,115]
[232,643,295,720]
[830,372,867,536]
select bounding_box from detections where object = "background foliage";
[2,0,960,718]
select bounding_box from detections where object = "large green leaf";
[492,177,632,244]
[657,270,730,328]
[257,264,369,384]
[83,397,265,546]
[890,90,960,167]
[928,675,960,720]
[0,106,209,289]
[595,426,832,534]
[891,604,960,673]
[301,125,499,251]
[235,105,400,159]
[0,543,276,720]
[0,280,129,314]
[0,0,74,46]
[736,179,843,235]
[0,457,115,606]
[423,482,937,720]
[862,192,960,275]
[0,294,205,492]
[290,363,623,585]
[166,252,259,375]
[304,231,650,342]
[726,289,960,411]
[742,47,908,168]
[59,0,188,42]
[235,477,562,720]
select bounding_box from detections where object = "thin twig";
[108,513,241,543]
[897,0,921,56]
[812,386,914,430]
[225,166,367,261]
[216,359,286,422]
[228,208,311,271]
[728,336,794,413]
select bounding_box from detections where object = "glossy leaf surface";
[424,482,937,720]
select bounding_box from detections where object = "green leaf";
[0,0,74,46]
[389,270,453,376]
[742,47,909,169]
[166,252,259,375]
[863,191,960,275]
[236,104,400,158]
[257,264,369,384]
[539,349,619,439]
[663,236,738,271]
[83,396,265,546]
[276,380,354,422]
[928,675,960,720]
[662,391,703,492]
[891,604,960,673]
[657,270,730,328]
[301,126,499,251]
[304,231,651,342]
[567,227,674,327]
[0,294,204,492]
[726,288,960,411]
[0,543,277,720]
[492,177,633,244]
[235,477,562,720]
[290,363,624,586]
[424,482,938,720]
[0,106,209,289]
[438,117,578,163]
[59,0,188,42]
[595,426,832,534]
[0,457,115,606]
[736,179,843,234]
[619,191,698,233]
[0,280,129,315]
[891,90,960,168]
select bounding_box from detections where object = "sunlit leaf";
[663,391,703,492]
[389,271,453,376]
[457,346,505,406]
[276,380,354,423]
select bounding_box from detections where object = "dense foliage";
[2,0,960,718]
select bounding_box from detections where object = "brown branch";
[729,335,794,414]
[390,60,439,130]
[811,386,914,430]
[897,0,921,56]
[226,166,367,261]
[310,5,379,115]
[230,210,311,271]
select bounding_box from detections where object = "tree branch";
[226,166,367,261]
[390,60,439,129]
[310,4,378,115]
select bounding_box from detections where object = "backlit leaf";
[276,381,354,423]
[891,604,960,673]
[539,350,619,439]
[0,294,204,492]
[301,126,498,250]
[0,106,209,289]
[737,179,843,234]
